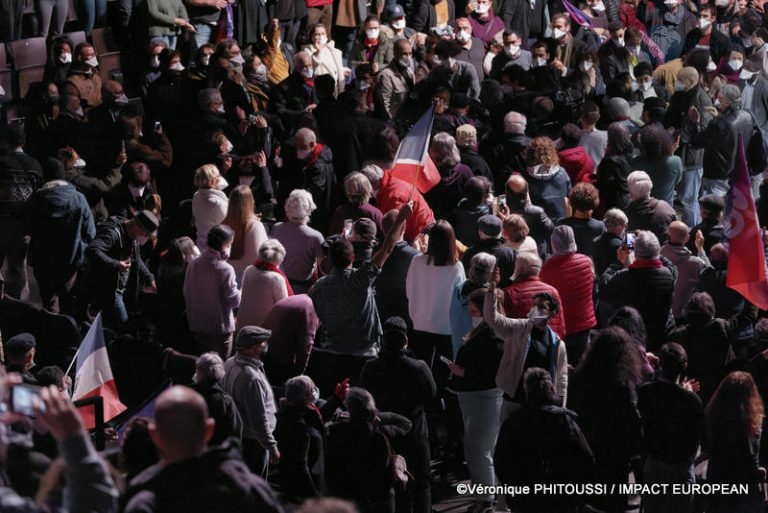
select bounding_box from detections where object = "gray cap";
[478,214,503,237]
[235,326,272,349]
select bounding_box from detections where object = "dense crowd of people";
[3,0,768,511]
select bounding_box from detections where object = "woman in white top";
[237,239,290,330]
[223,185,268,286]
[192,164,228,250]
[302,23,348,97]
[406,220,466,387]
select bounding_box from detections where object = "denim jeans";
[675,167,703,227]
[78,0,106,35]
[700,177,729,197]
[192,23,214,50]
[457,388,503,501]
[98,290,128,328]
[36,0,68,37]
[642,457,694,513]
[159,35,178,50]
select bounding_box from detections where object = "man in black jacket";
[462,215,517,287]
[504,174,554,259]
[690,83,756,196]
[360,317,436,513]
[270,52,318,132]
[123,386,283,513]
[0,125,43,299]
[84,210,158,328]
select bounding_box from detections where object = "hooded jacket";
[26,180,95,269]
[526,165,572,220]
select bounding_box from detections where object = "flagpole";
[64,347,80,379]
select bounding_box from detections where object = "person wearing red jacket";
[360,164,435,243]
[557,123,596,185]
[540,225,597,365]
[502,252,566,339]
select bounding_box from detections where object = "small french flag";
[72,313,127,430]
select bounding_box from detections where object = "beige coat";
[302,42,347,97]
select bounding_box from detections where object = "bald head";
[295,51,313,73]
[666,221,690,245]
[151,386,213,462]
[506,174,528,194]
[710,243,728,262]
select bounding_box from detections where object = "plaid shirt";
[310,261,381,356]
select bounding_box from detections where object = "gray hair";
[197,88,221,112]
[514,252,542,279]
[603,208,628,230]
[634,230,661,259]
[284,375,315,405]
[195,352,225,385]
[468,252,497,285]
[359,164,384,188]
[719,83,742,108]
[259,239,286,265]
[503,111,527,135]
[627,170,653,199]
[430,132,461,168]
[295,127,317,147]
[285,189,317,223]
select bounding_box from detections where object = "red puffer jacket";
[502,276,566,339]
[540,253,597,336]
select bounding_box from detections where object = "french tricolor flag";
[389,105,442,193]
[72,313,127,430]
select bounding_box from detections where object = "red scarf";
[254,259,294,296]
[303,142,325,169]
[628,258,663,269]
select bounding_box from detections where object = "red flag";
[389,106,441,193]
[725,135,768,309]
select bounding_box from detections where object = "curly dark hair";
[577,326,642,386]
[569,182,600,212]
[707,372,765,445]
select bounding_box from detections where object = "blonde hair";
[344,172,372,205]
[223,185,257,260]
[194,164,220,188]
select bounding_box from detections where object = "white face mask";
[504,44,521,57]
[664,0,678,5]
[580,60,593,72]
[220,247,231,259]
[296,147,313,160]
[136,234,149,246]
[714,0,729,6]
[151,55,161,68]
[315,35,328,46]
[713,98,721,107]
[740,69,756,79]
[456,30,471,42]
[642,78,653,90]
[616,37,625,47]
[729,59,743,71]
[230,53,245,65]
[743,37,754,48]
[707,60,717,71]
[553,28,566,39]
[217,104,225,114]
[365,28,380,39]
[630,80,639,91]
[592,1,606,10]
[169,61,185,71]
[85,56,99,67]
[392,19,406,29]
[301,67,314,79]
[534,56,547,67]
[471,316,483,328]
[201,54,211,66]
[59,52,72,64]
[674,80,686,91]
[527,306,549,327]
[699,17,712,29]
[475,2,490,13]
[398,56,412,68]
[224,141,234,153]
[72,106,84,117]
